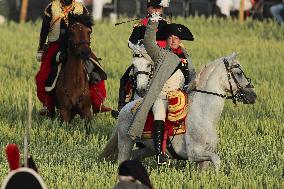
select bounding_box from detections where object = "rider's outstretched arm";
[143,20,163,63]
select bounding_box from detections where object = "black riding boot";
[153,120,168,165]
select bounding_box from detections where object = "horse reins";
[132,53,154,92]
[167,58,254,159]
[62,22,90,106]
[192,58,253,104]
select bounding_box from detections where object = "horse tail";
[99,125,119,162]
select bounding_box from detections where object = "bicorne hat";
[147,0,170,8]
[163,23,194,41]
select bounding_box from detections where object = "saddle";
[131,90,188,139]
[45,53,106,92]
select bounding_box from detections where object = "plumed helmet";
[163,23,194,41]
[1,168,47,189]
[60,0,74,6]
[147,0,170,8]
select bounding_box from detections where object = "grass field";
[0,17,283,188]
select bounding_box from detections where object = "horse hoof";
[111,110,119,119]
[38,108,55,118]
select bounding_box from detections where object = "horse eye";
[236,72,242,77]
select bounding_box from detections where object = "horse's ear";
[227,52,238,62]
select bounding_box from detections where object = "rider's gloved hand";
[150,12,162,22]
[183,80,196,93]
[36,51,43,63]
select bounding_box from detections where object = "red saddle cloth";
[139,90,188,139]
[141,112,187,140]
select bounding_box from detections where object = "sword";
[115,18,141,26]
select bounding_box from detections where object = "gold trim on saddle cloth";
[167,90,188,122]
[141,123,186,139]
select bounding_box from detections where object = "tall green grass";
[0,17,283,188]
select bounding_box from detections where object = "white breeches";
[152,69,185,121]
[152,95,168,121]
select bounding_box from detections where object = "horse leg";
[198,161,211,171]
[118,133,135,164]
[60,108,73,123]
[79,107,92,135]
[193,151,221,173]
[132,146,156,161]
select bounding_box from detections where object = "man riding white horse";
[118,0,170,111]
[36,0,113,117]
[128,13,196,165]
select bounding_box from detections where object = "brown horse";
[56,15,94,124]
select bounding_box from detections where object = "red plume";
[5,144,20,171]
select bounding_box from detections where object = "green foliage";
[0,17,283,188]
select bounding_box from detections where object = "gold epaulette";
[44,3,52,17]
[73,2,84,14]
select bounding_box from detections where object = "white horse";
[125,44,154,101]
[100,53,257,172]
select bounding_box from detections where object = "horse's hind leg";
[132,147,155,161]
[118,133,135,164]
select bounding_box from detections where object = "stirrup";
[157,153,170,166]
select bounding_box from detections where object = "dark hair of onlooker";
[118,160,153,189]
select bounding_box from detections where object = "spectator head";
[118,160,153,189]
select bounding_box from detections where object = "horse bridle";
[131,54,154,90]
[62,22,90,105]
[193,58,253,104]
[68,22,91,50]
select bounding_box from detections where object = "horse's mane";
[195,58,222,89]
[69,14,94,28]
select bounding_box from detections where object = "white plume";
[159,0,170,7]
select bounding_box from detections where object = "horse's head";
[67,14,94,60]
[222,52,257,104]
[132,55,153,97]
